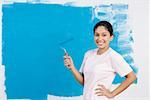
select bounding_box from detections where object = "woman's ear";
[110,35,114,41]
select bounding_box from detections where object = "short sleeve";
[111,52,133,77]
[79,51,90,73]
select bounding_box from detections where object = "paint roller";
[59,37,74,67]
[59,37,74,54]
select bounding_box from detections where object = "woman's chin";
[97,45,108,49]
[97,46,105,49]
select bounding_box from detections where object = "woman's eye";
[95,34,99,36]
[94,34,99,37]
[102,34,106,36]
[94,35,98,39]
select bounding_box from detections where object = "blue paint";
[111,4,128,10]
[2,3,92,99]
[59,37,74,46]
[99,5,110,8]
[97,12,107,16]
[2,3,137,99]
[113,14,127,21]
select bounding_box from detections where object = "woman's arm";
[111,71,137,97]
[70,66,84,85]
[64,54,84,85]
[95,71,137,98]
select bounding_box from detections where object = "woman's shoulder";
[109,48,124,59]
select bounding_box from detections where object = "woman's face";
[94,26,113,49]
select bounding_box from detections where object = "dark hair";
[93,21,113,36]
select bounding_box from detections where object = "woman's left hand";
[95,84,114,98]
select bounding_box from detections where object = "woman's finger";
[95,91,104,96]
[64,59,71,63]
[64,55,69,59]
[95,87,103,91]
[97,84,105,90]
[97,84,105,88]
[64,59,71,67]
[64,61,69,64]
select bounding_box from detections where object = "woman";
[64,21,137,100]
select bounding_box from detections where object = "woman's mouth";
[96,40,104,46]
[97,42,104,46]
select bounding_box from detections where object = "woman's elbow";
[80,80,84,86]
[126,71,137,82]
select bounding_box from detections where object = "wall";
[0,0,150,100]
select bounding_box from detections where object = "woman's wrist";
[70,65,75,71]
[110,91,115,98]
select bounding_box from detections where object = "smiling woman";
[63,21,136,100]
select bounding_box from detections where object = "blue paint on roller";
[59,37,74,46]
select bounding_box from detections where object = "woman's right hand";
[63,53,74,70]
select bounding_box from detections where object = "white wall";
[115,0,150,99]
[129,0,149,98]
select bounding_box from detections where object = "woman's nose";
[97,36,103,41]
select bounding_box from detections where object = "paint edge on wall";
[0,0,7,99]
[0,0,5,86]
[2,0,129,6]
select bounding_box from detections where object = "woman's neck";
[97,46,110,55]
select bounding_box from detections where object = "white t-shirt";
[79,47,132,100]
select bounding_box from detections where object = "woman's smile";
[96,39,105,46]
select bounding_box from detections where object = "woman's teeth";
[97,41,104,44]
[98,43,103,45]
[96,39,104,45]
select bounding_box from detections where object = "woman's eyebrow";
[95,32,107,34]
[94,32,100,34]
[101,32,108,34]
